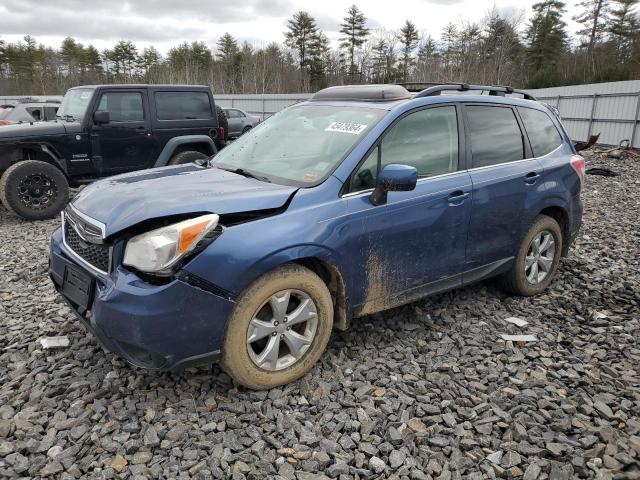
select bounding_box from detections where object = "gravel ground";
[0,153,638,480]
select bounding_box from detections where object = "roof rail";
[396,82,468,93]
[415,83,536,101]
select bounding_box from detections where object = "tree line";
[0,0,638,96]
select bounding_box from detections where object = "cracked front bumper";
[49,227,235,370]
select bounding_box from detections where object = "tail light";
[570,154,585,190]
[219,127,225,141]
[0,120,9,126]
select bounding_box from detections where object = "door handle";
[524,172,540,184]
[448,190,470,204]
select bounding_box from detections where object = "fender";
[153,135,217,168]
[238,243,346,293]
[0,141,69,175]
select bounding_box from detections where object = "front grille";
[63,211,111,273]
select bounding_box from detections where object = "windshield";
[57,88,95,120]
[0,107,14,120]
[212,104,385,185]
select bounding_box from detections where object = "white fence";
[5,80,640,147]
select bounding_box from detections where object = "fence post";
[631,91,640,149]
[262,97,266,120]
[556,95,562,113]
[587,93,598,138]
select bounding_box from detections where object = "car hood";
[70,164,298,236]
[0,120,75,139]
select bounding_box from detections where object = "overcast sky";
[0,0,582,54]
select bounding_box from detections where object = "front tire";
[222,264,334,390]
[167,150,208,166]
[498,215,563,296]
[0,160,69,220]
[241,125,252,135]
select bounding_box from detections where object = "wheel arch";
[538,205,571,256]
[0,143,67,176]
[154,135,217,168]
[227,244,351,332]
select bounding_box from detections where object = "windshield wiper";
[216,166,271,183]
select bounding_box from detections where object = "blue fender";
[153,135,217,168]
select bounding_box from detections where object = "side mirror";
[93,110,110,125]
[370,164,417,206]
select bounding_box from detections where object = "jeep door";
[92,89,158,173]
[345,105,472,315]
[462,103,544,281]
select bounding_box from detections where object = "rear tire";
[498,215,563,296]
[0,160,69,220]
[222,264,334,390]
[167,150,208,166]
[241,125,252,135]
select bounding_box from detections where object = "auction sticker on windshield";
[325,122,367,134]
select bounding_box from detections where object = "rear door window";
[155,92,212,120]
[466,105,524,168]
[518,107,563,157]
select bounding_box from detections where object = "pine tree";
[573,0,611,54]
[609,0,639,59]
[138,47,160,79]
[284,11,321,89]
[217,33,240,92]
[339,5,369,80]
[309,32,330,89]
[525,1,568,85]
[397,20,419,82]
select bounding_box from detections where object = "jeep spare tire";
[0,160,69,220]
[167,150,209,166]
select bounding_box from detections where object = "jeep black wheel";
[167,150,209,166]
[0,160,69,220]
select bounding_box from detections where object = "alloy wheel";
[246,289,318,371]
[17,173,57,210]
[525,229,556,284]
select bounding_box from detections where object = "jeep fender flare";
[154,135,218,168]
[0,142,68,176]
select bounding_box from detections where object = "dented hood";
[70,164,297,236]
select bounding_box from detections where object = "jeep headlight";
[123,214,219,275]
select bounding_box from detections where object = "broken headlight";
[123,214,219,275]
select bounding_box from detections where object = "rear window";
[466,105,524,168]
[155,92,212,120]
[518,107,563,157]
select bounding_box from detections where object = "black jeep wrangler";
[0,84,228,220]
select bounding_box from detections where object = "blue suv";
[49,83,584,389]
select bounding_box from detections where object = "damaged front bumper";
[48,227,235,370]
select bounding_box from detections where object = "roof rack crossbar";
[415,83,536,101]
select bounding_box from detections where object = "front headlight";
[123,214,219,275]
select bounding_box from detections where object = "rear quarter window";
[155,92,213,120]
[518,107,563,157]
